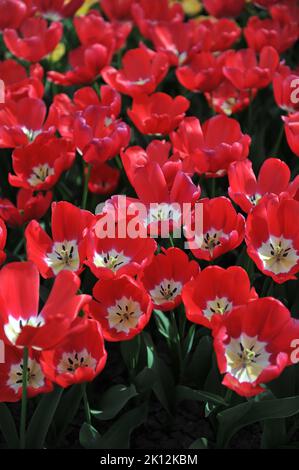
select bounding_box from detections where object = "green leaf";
[204,353,225,396]
[26,386,63,449]
[176,385,227,407]
[80,404,148,449]
[152,357,175,415]
[54,384,83,446]
[189,437,208,449]
[0,403,19,449]
[120,335,141,370]
[96,403,148,449]
[186,336,213,388]
[268,363,299,398]
[217,396,299,449]
[146,346,155,368]
[182,324,196,358]
[261,418,287,449]
[153,310,171,340]
[79,423,101,449]
[91,384,138,420]
[142,332,175,414]
[134,367,156,393]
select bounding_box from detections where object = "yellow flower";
[170,0,202,16]
[48,43,66,63]
[193,14,216,23]
[182,0,202,15]
[76,0,98,16]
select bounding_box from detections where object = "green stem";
[82,163,91,210]
[170,311,183,379]
[59,180,73,199]
[14,225,25,256]
[115,155,123,171]
[14,237,24,256]
[224,388,233,404]
[261,277,273,297]
[271,124,284,156]
[20,346,29,449]
[244,253,254,281]
[169,233,175,247]
[247,90,254,133]
[81,383,91,425]
[210,178,216,198]
[93,81,101,95]
[178,309,186,343]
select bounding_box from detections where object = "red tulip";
[40,318,107,388]
[0,344,53,402]
[149,21,199,67]
[176,51,225,93]
[127,92,190,135]
[205,79,255,116]
[203,0,245,18]
[0,97,54,148]
[269,1,299,27]
[74,9,131,51]
[4,16,63,62]
[0,189,52,227]
[9,136,75,190]
[121,140,178,189]
[171,115,251,177]
[185,197,245,261]
[48,85,121,140]
[182,266,257,328]
[33,0,84,18]
[131,0,184,39]
[140,247,199,311]
[85,214,157,279]
[223,46,279,91]
[48,43,112,86]
[228,158,297,213]
[283,112,299,157]
[244,16,298,54]
[273,64,299,113]
[194,18,241,53]
[102,47,169,97]
[0,261,90,349]
[246,194,299,283]
[253,0,277,7]
[88,275,153,341]
[100,0,135,21]
[73,105,130,163]
[25,201,94,278]
[88,163,120,195]
[0,0,29,31]
[213,297,299,396]
[0,60,44,101]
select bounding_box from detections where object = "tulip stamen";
[7,359,45,392]
[57,349,97,374]
[258,236,299,275]
[107,297,142,333]
[225,334,270,383]
[150,279,182,305]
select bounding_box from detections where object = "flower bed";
[0,0,299,451]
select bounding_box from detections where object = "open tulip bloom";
[1,0,299,452]
[0,261,90,350]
